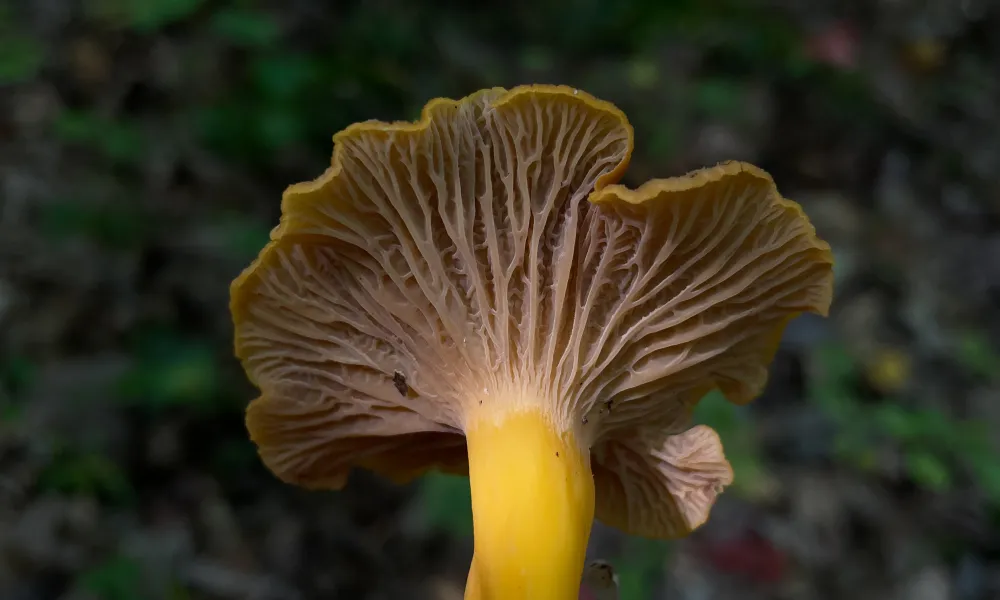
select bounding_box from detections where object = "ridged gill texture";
[230,84,834,538]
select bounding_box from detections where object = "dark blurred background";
[2,0,1000,599]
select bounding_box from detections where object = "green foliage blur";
[810,341,1000,502]
[5,0,999,598]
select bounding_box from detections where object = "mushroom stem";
[463,408,595,600]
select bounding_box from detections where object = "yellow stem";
[463,408,595,600]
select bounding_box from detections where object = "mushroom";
[230,85,833,599]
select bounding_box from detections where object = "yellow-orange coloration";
[464,409,594,600]
[228,84,836,600]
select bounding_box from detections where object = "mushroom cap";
[230,85,833,537]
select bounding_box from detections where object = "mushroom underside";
[231,85,833,538]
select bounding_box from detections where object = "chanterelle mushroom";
[230,85,833,599]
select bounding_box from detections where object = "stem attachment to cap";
[464,407,595,600]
